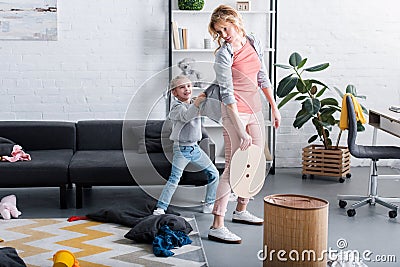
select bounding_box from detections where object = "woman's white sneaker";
[232,210,263,225]
[208,226,242,244]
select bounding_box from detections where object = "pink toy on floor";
[0,195,22,220]
[1,145,31,162]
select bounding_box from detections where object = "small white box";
[236,1,251,11]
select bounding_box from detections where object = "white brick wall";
[0,0,168,121]
[1,0,399,167]
[276,0,400,167]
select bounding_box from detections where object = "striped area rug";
[0,216,207,267]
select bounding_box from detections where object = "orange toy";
[52,250,80,267]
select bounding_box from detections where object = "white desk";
[369,109,400,145]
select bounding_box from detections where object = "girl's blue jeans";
[156,144,219,210]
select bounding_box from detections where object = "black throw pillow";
[124,214,193,243]
[133,121,173,154]
[0,137,15,156]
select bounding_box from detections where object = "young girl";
[207,5,281,244]
[153,75,219,215]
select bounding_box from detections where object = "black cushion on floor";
[0,247,27,267]
[124,214,193,243]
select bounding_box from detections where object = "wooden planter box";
[302,145,351,182]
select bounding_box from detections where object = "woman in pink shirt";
[207,5,281,244]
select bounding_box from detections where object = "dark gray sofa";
[0,121,76,209]
[69,120,215,208]
[0,119,215,209]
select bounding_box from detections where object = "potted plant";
[275,52,367,182]
[178,0,204,10]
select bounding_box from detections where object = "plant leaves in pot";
[178,0,205,10]
[275,52,368,150]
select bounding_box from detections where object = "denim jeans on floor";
[156,144,219,210]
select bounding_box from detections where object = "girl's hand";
[194,93,206,107]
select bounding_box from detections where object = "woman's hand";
[239,131,252,150]
[272,107,281,129]
[225,103,252,150]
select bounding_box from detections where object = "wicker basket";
[263,194,329,267]
[302,144,351,182]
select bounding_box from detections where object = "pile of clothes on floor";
[69,199,193,257]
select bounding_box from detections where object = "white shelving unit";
[168,0,277,172]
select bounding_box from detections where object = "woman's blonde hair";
[208,5,246,51]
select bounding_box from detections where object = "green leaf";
[289,52,302,67]
[277,75,298,97]
[320,121,332,130]
[315,86,327,98]
[308,135,318,143]
[357,122,366,132]
[346,84,357,95]
[327,115,336,125]
[274,63,292,69]
[293,110,313,129]
[333,86,344,98]
[356,95,367,100]
[303,98,321,115]
[296,79,309,94]
[297,58,308,69]
[320,107,338,116]
[304,63,329,72]
[320,98,339,107]
[361,104,369,115]
[295,96,307,101]
[309,79,329,88]
[277,91,299,109]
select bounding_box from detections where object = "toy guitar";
[229,145,266,198]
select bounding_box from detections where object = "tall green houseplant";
[276,52,366,150]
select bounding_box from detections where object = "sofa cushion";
[0,149,73,186]
[132,120,173,154]
[0,121,76,151]
[76,120,123,150]
[70,150,208,186]
[69,150,136,185]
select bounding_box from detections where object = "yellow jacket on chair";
[339,93,366,130]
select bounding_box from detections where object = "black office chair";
[337,95,400,218]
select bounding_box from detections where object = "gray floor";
[1,167,400,267]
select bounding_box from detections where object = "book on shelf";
[171,21,180,49]
[178,27,184,50]
[182,28,188,49]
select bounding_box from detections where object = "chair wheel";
[347,209,356,217]
[302,174,307,180]
[339,200,347,208]
[346,173,351,178]
[389,210,397,218]
[339,178,345,183]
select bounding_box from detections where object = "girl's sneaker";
[202,203,214,213]
[153,208,165,215]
